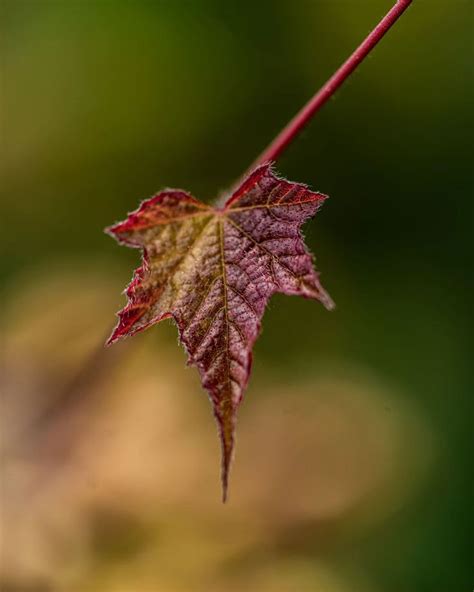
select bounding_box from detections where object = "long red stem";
[249,0,413,171]
[46,2,414,451]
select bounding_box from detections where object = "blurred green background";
[1,1,472,591]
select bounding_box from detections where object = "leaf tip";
[320,288,336,311]
[221,444,232,504]
[215,403,236,504]
[104,223,121,240]
[105,332,118,347]
[222,480,229,504]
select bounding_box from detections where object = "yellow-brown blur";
[1,2,471,591]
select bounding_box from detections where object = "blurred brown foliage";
[1,266,433,591]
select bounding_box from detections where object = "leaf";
[106,163,334,500]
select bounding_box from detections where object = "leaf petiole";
[246,0,413,173]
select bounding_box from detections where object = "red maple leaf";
[106,164,333,499]
[105,0,413,499]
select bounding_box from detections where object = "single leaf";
[106,163,334,500]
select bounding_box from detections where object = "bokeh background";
[1,1,472,591]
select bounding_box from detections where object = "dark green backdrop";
[1,2,472,591]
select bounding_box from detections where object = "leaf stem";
[248,0,413,171]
